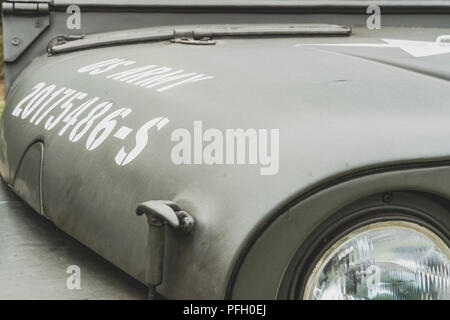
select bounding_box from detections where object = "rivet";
[11,37,21,46]
[382,193,393,203]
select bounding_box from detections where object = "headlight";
[303,221,450,300]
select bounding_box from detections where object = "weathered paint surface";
[1,26,450,298]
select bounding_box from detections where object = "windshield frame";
[50,0,450,13]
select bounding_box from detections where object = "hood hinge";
[2,1,50,62]
[3,2,49,14]
[171,30,216,45]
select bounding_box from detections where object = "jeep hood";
[1,25,450,299]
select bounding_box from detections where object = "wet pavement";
[0,180,147,300]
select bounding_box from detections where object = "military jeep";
[1,0,449,300]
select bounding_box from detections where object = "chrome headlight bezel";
[302,220,450,300]
[278,192,450,300]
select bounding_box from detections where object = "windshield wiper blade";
[49,24,351,55]
[176,24,351,38]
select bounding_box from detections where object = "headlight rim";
[279,192,450,300]
[302,220,450,300]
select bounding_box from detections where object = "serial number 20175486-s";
[11,81,169,166]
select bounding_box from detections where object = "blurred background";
[0,7,4,117]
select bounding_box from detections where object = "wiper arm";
[48,24,351,55]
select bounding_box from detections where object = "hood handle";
[136,200,195,299]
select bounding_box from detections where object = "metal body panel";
[1,3,50,63]
[12,141,44,214]
[4,9,450,95]
[48,0,450,11]
[230,165,450,298]
[2,23,450,298]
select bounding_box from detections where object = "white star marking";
[295,36,450,58]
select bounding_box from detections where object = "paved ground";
[0,180,147,299]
